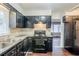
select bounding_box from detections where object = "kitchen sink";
[0,42,11,49]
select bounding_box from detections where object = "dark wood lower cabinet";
[1,37,53,56]
[16,41,24,56]
[3,46,16,56]
[1,39,25,56]
[47,37,53,51]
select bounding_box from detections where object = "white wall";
[51,12,64,21]
[23,10,51,16]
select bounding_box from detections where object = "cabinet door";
[25,37,32,51]
[4,47,16,56]
[16,41,24,56]
[24,39,28,51]
[16,12,24,28]
[23,37,32,51]
[48,37,53,51]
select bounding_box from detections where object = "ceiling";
[19,3,79,12]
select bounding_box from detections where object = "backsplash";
[34,21,46,30]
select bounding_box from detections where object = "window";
[0,5,9,36]
[52,22,61,33]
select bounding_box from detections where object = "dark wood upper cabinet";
[3,4,51,28]
[16,12,25,28]
[25,16,51,28]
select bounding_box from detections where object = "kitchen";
[0,3,78,56]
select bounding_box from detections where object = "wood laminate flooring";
[25,49,73,56]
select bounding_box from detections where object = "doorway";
[51,22,61,55]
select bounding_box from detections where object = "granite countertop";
[0,35,27,55]
[0,28,52,55]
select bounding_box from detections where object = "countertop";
[0,28,52,55]
[0,36,27,55]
